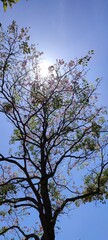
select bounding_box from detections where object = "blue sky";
[0,0,108,239]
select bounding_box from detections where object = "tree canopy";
[0,21,108,240]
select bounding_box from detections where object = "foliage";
[1,0,20,11]
[0,21,108,240]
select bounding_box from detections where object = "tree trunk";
[41,225,55,240]
[40,209,55,240]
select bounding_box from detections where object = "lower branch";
[0,225,39,240]
[53,190,99,224]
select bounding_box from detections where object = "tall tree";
[0,21,108,240]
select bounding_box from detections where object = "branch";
[0,225,39,240]
[0,154,42,205]
[51,128,89,177]
[1,196,38,207]
[53,159,108,224]
[53,189,99,224]
[0,154,24,171]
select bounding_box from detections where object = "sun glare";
[39,60,51,77]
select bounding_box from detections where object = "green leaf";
[2,0,20,11]
[3,102,12,113]
[3,1,7,11]
[91,122,102,137]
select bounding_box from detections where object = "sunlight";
[39,60,51,77]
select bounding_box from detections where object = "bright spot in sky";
[39,60,51,77]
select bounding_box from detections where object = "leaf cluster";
[0,183,17,202]
[1,0,20,11]
[83,168,108,203]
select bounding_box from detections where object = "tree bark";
[41,226,55,240]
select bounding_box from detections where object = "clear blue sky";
[0,0,108,239]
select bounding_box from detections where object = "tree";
[0,21,108,240]
[0,0,22,11]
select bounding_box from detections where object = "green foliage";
[0,211,6,216]
[83,138,96,151]
[78,50,94,66]
[49,181,61,202]
[3,102,13,113]
[0,226,7,233]
[10,129,21,144]
[1,0,20,11]
[0,183,17,203]
[91,122,102,137]
[83,168,108,203]
[20,41,31,54]
[53,96,63,109]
